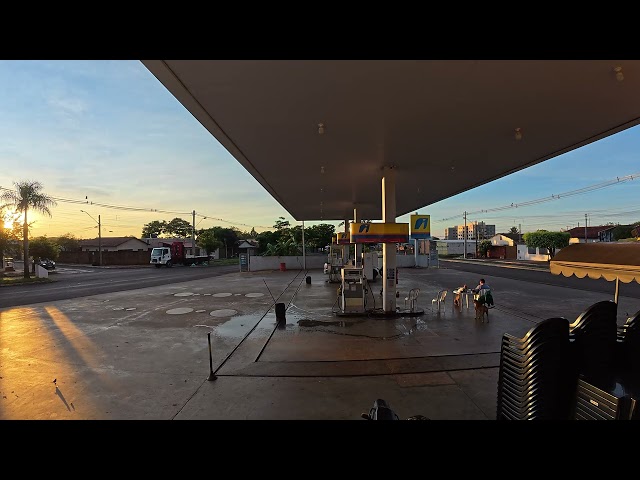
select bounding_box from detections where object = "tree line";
[3,180,640,279]
[140,216,337,257]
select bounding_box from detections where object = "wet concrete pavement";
[1,265,639,420]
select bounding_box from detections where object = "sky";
[1,60,639,241]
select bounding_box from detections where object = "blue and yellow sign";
[349,222,409,244]
[410,214,431,240]
[334,232,350,245]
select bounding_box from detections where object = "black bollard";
[207,332,217,381]
[306,276,311,285]
[275,302,286,329]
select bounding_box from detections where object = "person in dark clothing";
[473,278,494,307]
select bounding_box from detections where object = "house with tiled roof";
[79,236,150,252]
[566,226,605,244]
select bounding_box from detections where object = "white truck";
[150,241,209,267]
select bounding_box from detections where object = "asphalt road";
[3,258,639,310]
[0,262,239,308]
[439,259,640,300]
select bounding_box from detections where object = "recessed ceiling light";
[514,128,523,141]
[614,66,624,82]
[318,123,325,135]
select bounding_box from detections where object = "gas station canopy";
[142,60,640,222]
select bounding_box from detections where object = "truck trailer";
[150,241,209,267]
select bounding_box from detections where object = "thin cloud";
[47,95,88,116]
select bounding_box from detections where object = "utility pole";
[584,213,588,243]
[519,223,522,243]
[192,210,196,256]
[475,221,478,258]
[463,211,467,259]
[98,215,102,266]
[81,210,102,266]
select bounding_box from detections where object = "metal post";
[475,221,478,258]
[98,214,102,266]
[382,166,397,313]
[207,332,217,381]
[302,220,306,270]
[354,208,361,267]
[584,213,588,243]
[463,211,467,259]
[192,210,196,256]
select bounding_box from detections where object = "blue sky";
[1,60,639,240]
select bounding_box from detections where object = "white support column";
[302,220,306,270]
[382,166,397,313]
[354,207,361,267]
[344,219,351,265]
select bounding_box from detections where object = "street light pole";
[98,214,102,266]
[81,210,102,266]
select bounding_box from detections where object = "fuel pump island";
[327,220,426,317]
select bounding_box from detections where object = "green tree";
[264,230,301,256]
[523,230,570,261]
[218,227,239,258]
[250,227,258,238]
[1,181,57,278]
[141,220,168,238]
[0,207,18,265]
[478,240,492,258]
[273,217,290,231]
[29,236,59,262]
[612,224,636,241]
[509,226,519,235]
[196,228,223,256]
[165,218,192,237]
[56,233,80,252]
[305,223,335,250]
[256,230,277,255]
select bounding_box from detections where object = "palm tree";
[1,181,57,279]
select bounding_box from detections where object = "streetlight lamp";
[81,210,101,266]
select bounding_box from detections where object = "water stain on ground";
[298,319,367,328]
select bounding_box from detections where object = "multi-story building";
[445,227,457,240]
[448,222,496,240]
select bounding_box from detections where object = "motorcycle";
[361,398,429,420]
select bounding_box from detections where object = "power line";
[0,186,271,231]
[195,212,270,230]
[438,172,640,222]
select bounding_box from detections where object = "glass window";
[527,247,536,254]
[539,248,548,255]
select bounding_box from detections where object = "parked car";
[36,259,56,270]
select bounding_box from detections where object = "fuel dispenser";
[327,243,349,283]
[338,266,367,314]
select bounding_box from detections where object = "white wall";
[247,254,438,271]
[516,245,564,261]
[436,240,477,256]
[248,255,326,271]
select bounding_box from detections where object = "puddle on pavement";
[298,318,367,328]
[211,314,264,339]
